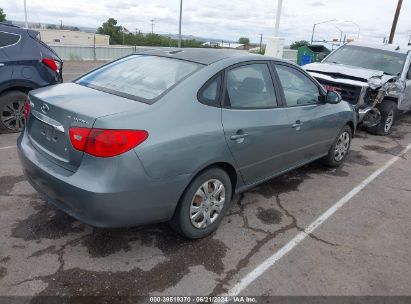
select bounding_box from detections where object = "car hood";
[304,62,397,89]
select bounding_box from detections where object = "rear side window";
[198,75,222,107]
[77,55,202,103]
[225,63,277,109]
[0,31,20,48]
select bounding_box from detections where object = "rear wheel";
[322,125,352,168]
[367,100,397,136]
[171,167,232,239]
[0,91,27,133]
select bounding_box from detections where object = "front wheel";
[367,100,397,136]
[322,125,352,168]
[170,167,232,239]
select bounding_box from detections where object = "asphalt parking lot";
[0,61,411,298]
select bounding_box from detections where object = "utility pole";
[336,26,343,46]
[178,0,183,48]
[389,0,403,44]
[274,0,283,36]
[259,33,263,51]
[23,0,28,28]
[150,19,155,34]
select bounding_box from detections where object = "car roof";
[136,48,258,65]
[347,41,410,54]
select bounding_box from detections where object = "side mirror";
[326,91,342,104]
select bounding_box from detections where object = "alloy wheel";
[190,179,226,229]
[1,100,25,131]
[384,110,394,133]
[334,131,350,162]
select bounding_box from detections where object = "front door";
[401,56,411,111]
[273,63,337,166]
[221,62,291,184]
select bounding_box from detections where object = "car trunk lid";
[27,83,148,172]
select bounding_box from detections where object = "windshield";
[323,45,406,76]
[77,55,202,103]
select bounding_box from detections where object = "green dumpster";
[297,45,331,66]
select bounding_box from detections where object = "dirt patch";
[303,163,350,177]
[256,207,282,225]
[346,150,374,166]
[355,131,369,139]
[81,227,147,258]
[362,143,404,156]
[0,267,7,280]
[389,128,407,140]
[253,169,310,199]
[32,225,227,296]
[0,175,26,195]
[29,246,57,258]
[0,256,10,263]
[11,203,85,241]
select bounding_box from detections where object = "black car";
[0,23,63,133]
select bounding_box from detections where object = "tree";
[0,8,6,22]
[238,37,250,45]
[290,40,309,50]
[97,18,123,45]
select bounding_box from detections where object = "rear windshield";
[77,55,202,103]
[323,45,407,76]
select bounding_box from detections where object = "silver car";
[305,42,411,135]
[18,49,356,239]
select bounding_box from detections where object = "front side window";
[225,63,277,109]
[77,55,202,102]
[275,65,320,106]
[0,31,20,48]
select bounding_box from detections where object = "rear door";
[273,62,337,166]
[221,61,291,184]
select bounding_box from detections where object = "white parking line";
[0,146,15,150]
[226,142,411,297]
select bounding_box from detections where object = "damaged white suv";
[304,42,411,135]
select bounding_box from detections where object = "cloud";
[310,1,325,7]
[2,0,411,45]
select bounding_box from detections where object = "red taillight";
[23,100,30,121]
[42,58,59,72]
[69,127,91,151]
[69,127,148,157]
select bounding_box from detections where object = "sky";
[2,0,411,45]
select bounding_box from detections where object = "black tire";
[321,125,352,168]
[367,100,397,136]
[170,167,232,239]
[0,91,28,133]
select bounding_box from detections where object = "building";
[35,29,109,46]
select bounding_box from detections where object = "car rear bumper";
[17,130,189,228]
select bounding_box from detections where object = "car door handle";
[292,120,303,128]
[230,134,248,140]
